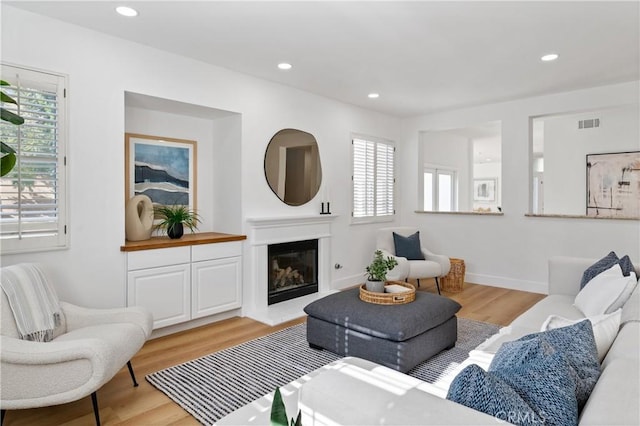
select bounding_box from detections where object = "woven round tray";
[359,281,416,305]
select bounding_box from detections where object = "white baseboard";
[465,272,547,294]
[333,272,547,295]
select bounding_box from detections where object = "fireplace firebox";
[268,239,318,305]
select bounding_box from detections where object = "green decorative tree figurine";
[270,387,301,426]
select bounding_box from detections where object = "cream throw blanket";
[1,263,62,342]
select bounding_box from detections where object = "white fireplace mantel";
[244,214,338,325]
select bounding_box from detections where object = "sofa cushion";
[580,251,619,289]
[621,284,640,326]
[601,322,640,368]
[579,358,640,426]
[501,320,600,408]
[447,364,544,425]
[541,310,621,362]
[393,231,424,260]
[574,264,637,316]
[511,295,583,330]
[476,325,538,354]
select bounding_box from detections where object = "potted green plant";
[154,204,201,239]
[365,249,398,293]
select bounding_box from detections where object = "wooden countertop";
[120,232,247,252]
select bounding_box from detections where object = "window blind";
[352,137,395,220]
[1,65,67,253]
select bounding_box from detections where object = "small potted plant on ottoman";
[365,250,398,293]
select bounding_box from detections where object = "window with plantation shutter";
[352,136,395,222]
[1,64,67,254]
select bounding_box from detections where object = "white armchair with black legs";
[376,227,451,294]
[0,263,153,426]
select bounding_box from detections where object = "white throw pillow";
[541,309,622,362]
[606,271,638,314]
[574,264,636,316]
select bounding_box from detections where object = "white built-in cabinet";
[123,234,245,330]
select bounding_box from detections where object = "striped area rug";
[146,318,499,425]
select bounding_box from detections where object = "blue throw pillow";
[490,338,579,426]
[392,231,424,260]
[447,364,543,426]
[580,251,619,289]
[502,320,600,409]
[618,255,636,277]
[489,335,556,371]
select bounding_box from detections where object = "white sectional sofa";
[218,256,640,425]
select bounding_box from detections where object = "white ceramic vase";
[125,195,154,241]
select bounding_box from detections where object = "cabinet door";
[191,257,242,319]
[128,264,190,329]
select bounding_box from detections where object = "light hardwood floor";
[3,282,545,426]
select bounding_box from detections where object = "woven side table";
[441,258,465,293]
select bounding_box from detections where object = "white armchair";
[0,263,153,426]
[376,227,451,294]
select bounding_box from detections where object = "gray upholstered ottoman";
[303,287,461,373]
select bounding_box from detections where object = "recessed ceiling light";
[368,93,380,99]
[116,6,138,17]
[277,63,292,70]
[541,53,559,62]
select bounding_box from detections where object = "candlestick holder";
[320,202,332,215]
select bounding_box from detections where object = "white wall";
[0,6,401,308]
[542,104,639,215]
[3,6,638,308]
[400,81,640,293]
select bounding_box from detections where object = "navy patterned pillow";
[580,251,619,289]
[392,231,424,260]
[618,255,636,277]
[502,320,600,408]
[490,340,579,426]
[447,364,543,426]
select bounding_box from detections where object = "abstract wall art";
[586,151,640,218]
[473,178,497,202]
[125,133,197,211]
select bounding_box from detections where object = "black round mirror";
[264,129,322,206]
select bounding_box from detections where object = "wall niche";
[124,92,242,234]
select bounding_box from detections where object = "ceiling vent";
[578,118,600,129]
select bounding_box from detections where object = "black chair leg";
[2,409,6,426]
[127,360,139,387]
[416,278,421,288]
[435,277,441,295]
[91,392,101,426]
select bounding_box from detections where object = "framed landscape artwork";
[586,151,640,219]
[125,133,197,211]
[473,178,497,202]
